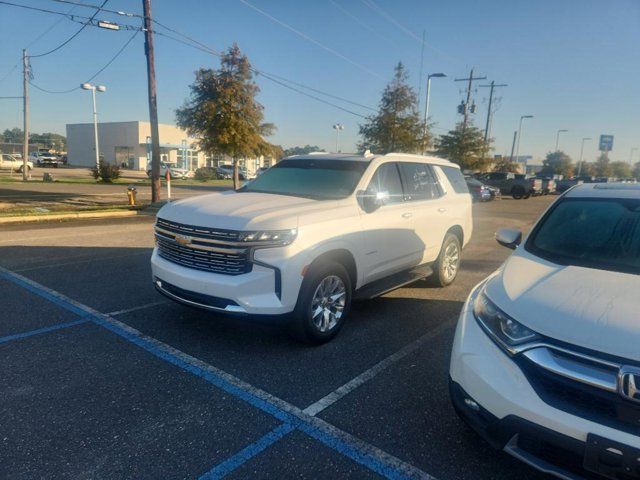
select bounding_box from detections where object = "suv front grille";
[155,219,251,275]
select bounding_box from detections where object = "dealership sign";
[599,134,614,152]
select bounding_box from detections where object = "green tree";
[30,132,66,150]
[593,153,613,177]
[358,62,428,154]
[633,162,640,180]
[283,145,324,156]
[176,44,276,189]
[541,151,573,177]
[435,122,492,171]
[492,156,519,173]
[2,128,23,143]
[610,160,632,179]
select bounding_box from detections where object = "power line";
[29,0,109,58]
[29,28,140,94]
[50,0,138,17]
[360,0,456,63]
[236,0,383,79]
[328,0,397,48]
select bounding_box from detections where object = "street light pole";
[514,115,534,165]
[422,73,446,153]
[577,137,591,176]
[630,147,638,164]
[81,83,106,170]
[333,123,344,152]
[555,129,568,152]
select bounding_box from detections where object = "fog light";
[464,397,480,412]
[156,280,162,288]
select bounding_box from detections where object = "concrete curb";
[0,209,141,225]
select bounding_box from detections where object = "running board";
[354,265,433,300]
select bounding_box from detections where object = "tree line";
[0,128,66,150]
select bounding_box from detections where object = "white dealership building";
[65,120,276,175]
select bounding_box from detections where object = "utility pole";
[143,0,161,203]
[509,130,517,163]
[479,81,507,142]
[454,68,486,130]
[22,49,29,181]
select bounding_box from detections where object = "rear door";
[358,162,423,284]
[398,162,449,263]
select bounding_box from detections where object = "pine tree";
[358,62,429,154]
[435,123,491,171]
[176,44,276,188]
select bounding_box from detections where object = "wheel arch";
[307,249,357,291]
[447,225,464,247]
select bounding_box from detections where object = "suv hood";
[157,190,337,231]
[485,248,639,361]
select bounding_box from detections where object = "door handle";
[401,212,413,218]
[438,208,447,213]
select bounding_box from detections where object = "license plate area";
[584,434,640,479]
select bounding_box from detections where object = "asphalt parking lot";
[0,195,556,480]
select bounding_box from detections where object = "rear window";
[526,198,640,275]
[440,166,469,194]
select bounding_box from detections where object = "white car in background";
[0,153,33,173]
[151,153,473,343]
[450,183,640,479]
[146,162,194,179]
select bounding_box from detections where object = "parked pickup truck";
[0,153,33,173]
[477,172,542,199]
[30,151,61,167]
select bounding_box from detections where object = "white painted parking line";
[0,265,436,480]
[303,320,454,417]
[106,300,170,317]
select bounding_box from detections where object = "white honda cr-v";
[450,183,640,479]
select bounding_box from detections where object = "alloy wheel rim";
[442,242,460,281]
[311,275,346,333]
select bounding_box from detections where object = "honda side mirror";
[495,228,522,250]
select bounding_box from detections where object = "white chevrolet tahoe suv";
[151,153,472,343]
[450,183,640,479]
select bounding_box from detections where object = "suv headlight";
[238,229,297,246]
[473,289,540,354]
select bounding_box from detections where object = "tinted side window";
[398,162,440,201]
[367,163,404,204]
[441,165,469,194]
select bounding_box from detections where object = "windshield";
[526,198,640,274]
[239,158,368,199]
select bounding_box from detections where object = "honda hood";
[485,248,639,361]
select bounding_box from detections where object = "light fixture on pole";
[514,115,534,165]
[333,123,344,153]
[81,83,107,170]
[555,129,568,151]
[422,73,446,153]
[577,137,591,176]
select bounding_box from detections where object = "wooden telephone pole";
[22,49,29,181]
[479,80,507,142]
[142,0,161,203]
[454,69,486,130]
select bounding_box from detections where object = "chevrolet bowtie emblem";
[175,235,192,246]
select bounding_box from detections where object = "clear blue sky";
[1,0,639,163]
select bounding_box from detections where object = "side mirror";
[357,190,388,213]
[495,228,522,250]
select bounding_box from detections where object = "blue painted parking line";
[0,318,89,345]
[0,266,434,480]
[199,423,296,480]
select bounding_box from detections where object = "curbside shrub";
[91,161,121,183]
[194,167,219,181]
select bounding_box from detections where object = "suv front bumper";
[151,248,294,316]
[449,284,640,479]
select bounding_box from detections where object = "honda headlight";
[238,229,297,246]
[473,289,540,353]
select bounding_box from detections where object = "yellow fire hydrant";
[126,185,137,206]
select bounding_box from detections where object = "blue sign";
[599,134,614,152]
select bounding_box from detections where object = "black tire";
[427,233,462,287]
[511,186,524,199]
[18,165,31,174]
[290,261,352,344]
[523,192,531,199]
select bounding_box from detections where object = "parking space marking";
[0,318,89,345]
[303,320,453,416]
[106,300,170,317]
[0,266,435,480]
[198,423,296,479]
